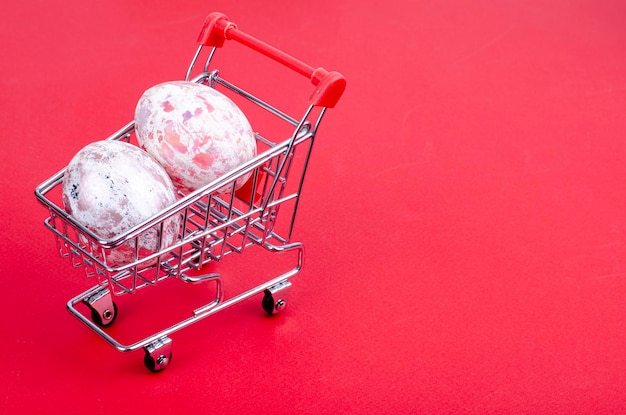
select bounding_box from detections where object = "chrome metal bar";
[66,242,303,353]
[185,45,203,81]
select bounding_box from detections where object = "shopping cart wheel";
[262,280,292,315]
[83,288,118,327]
[144,351,172,373]
[144,337,172,373]
[91,301,118,327]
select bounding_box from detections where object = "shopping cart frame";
[34,12,345,372]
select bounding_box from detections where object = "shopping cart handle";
[197,12,346,108]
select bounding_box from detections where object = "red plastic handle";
[197,12,346,108]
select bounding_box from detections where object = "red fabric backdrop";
[2,0,626,413]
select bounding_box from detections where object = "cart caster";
[91,301,118,327]
[143,337,172,373]
[262,280,292,315]
[83,288,117,327]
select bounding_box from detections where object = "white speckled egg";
[134,81,257,193]
[62,140,180,267]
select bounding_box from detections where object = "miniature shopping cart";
[34,12,345,372]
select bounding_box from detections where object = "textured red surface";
[2,0,626,413]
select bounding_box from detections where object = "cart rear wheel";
[262,290,287,315]
[91,301,118,327]
[262,280,292,315]
[262,291,276,315]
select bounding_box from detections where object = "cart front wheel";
[144,351,172,373]
[91,301,118,327]
[143,337,173,373]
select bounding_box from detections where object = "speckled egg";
[62,140,180,267]
[134,81,257,193]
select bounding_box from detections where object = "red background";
[2,0,626,413]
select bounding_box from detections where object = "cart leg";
[143,336,173,373]
[262,280,292,315]
[83,288,117,327]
